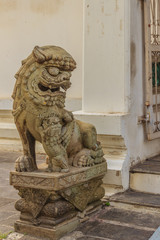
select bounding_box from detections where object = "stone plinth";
[10,162,107,240]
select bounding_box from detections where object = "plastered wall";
[121,0,160,189]
[83,0,130,113]
[0,0,83,101]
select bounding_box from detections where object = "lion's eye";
[47,67,60,76]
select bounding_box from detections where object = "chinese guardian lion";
[12,46,105,173]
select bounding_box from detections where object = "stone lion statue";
[12,45,105,172]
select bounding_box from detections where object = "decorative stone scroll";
[10,45,107,240]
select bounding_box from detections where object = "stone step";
[130,155,160,194]
[106,189,160,213]
[0,110,14,123]
[75,206,159,240]
[0,118,14,123]
[0,122,19,139]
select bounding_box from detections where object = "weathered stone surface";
[15,218,79,240]
[10,46,107,240]
[12,45,105,173]
[4,232,24,240]
[59,179,104,211]
[77,218,153,240]
[10,162,106,239]
[0,202,17,213]
[10,162,107,191]
[0,213,19,228]
[77,238,106,240]
[0,197,15,208]
[2,150,160,240]
[0,225,14,234]
[109,190,160,208]
[99,207,160,229]
[11,164,106,213]
[130,154,160,174]
[0,211,16,222]
[59,231,83,240]
[20,236,48,240]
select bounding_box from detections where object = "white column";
[74,0,130,192]
[82,0,130,113]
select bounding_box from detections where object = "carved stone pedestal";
[10,162,107,240]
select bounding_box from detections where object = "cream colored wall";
[120,0,160,189]
[83,0,130,113]
[0,0,83,103]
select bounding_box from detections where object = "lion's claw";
[73,149,95,167]
[72,147,105,168]
[77,155,94,167]
[15,155,33,172]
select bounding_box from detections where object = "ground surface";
[0,151,159,240]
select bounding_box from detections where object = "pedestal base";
[10,162,107,240]
[15,217,79,240]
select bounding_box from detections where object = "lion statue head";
[12,46,76,110]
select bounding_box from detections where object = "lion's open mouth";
[38,83,60,93]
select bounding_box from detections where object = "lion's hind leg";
[74,120,105,167]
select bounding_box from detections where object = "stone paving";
[0,151,45,239]
[0,151,159,240]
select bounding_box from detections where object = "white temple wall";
[83,0,129,113]
[0,0,83,110]
[121,0,160,189]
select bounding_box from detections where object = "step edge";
[108,198,160,209]
[130,170,160,175]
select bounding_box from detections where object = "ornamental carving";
[11,174,55,189]
[12,45,105,173]
[11,45,107,240]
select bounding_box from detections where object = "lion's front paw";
[15,155,33,172]
[77,155,94,167]
[73,149,95,167]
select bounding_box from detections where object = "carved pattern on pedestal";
[58,172,86,188]
[59,179,104,211]
[16,188,50,218]
[10,162,107,190]
[11,174,55,189]
[86,164,107,179]
[58,164,107,188]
